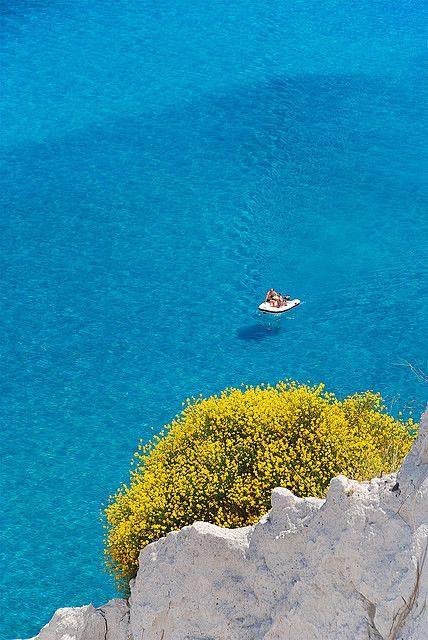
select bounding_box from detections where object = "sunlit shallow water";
[1,1,427,637]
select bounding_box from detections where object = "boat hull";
[258,299,301,314]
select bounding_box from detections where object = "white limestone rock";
[33,409,428,640]
[34,605,105,640]
[129,408,428,640]
[97,599,131,640]
[34,599,130,640]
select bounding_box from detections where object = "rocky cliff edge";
[34,409,428,640]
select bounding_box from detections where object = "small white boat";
[258,298,301,314]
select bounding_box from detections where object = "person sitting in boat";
[272,293,283,307]
[275,293,292,307]
[265,288,278,303]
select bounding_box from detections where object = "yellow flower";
[103,382,415,591]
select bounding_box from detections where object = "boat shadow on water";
[237,321,282,341]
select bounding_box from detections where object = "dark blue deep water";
[1,1,427,637]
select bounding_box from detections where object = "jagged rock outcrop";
[34,409,428,640]
[34,599,130,640]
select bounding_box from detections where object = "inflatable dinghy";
[258,298,301,314]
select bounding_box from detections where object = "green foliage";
[104,381,415,588]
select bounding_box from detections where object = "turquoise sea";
[1,1,427,637]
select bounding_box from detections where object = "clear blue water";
[1,0,427,637]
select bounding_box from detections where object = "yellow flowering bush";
[104,381,415,588]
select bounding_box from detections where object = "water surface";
[1,1,427,637]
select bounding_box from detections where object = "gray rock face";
[35,410,428,640]
[34,600,130,640]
